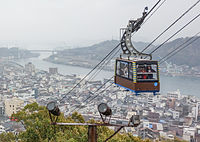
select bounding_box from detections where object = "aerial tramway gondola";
[114,7,160,95]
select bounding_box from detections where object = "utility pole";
[47,102,141,142]
[88,125,97,142]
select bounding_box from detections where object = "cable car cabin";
[114,58,160,95]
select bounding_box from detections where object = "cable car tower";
[120,7,152,60]
[115,7,160,95]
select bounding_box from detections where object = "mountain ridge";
[47,36,200,68]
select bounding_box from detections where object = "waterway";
[15,52,200,97]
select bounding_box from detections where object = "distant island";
[44,40,154,70]
[44,36,200,77]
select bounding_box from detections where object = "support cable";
[143,0,167,25]
[68,0,164,111]
[87,48,120,82]
[70,48,120,112]
[131,0,164,37]
[160,35,200,64]
[69,76,114,114]
[159,32,200,63]
[70,46,120,106]
[58,43,120,103]
[147,13,200,56]
[83,34,200,110]
[76,82,114,112]
[78,33,200,114]
[104,126,124,142]
[141,0,200,53]
[59,0,166,112]
[146,0,162,17]
[59,0,164,103]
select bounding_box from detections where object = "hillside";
[1,103,185,142]
[0,103,150,142]
[154,36,200,67]
[45,40,154,68]
[46,36,200,68]
[54,40,153,60]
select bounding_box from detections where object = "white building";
[4,97,24,116]
[169,109,180,120]
[183,127,196,141]
[142,121,163,131]
[167,89,181,99]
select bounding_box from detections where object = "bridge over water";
[29,49,59,55]
[29,49,59,53]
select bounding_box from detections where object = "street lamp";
[98,103,112,116]
[47,101,60,116]
[98,103,112,123]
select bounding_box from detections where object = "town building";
[4,97,24,116]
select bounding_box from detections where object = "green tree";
[0,132,16,142]
[2,103,150,142]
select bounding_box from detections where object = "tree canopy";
[0,103,185,142]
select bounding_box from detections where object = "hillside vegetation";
[47,36,200,68]
[154,36,200,67]
[0,103,187,142]
[0,103,148,142]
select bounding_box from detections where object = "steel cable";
[141,0,200,53]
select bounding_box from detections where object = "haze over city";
[1,0,200,141]
[0,0,199,49]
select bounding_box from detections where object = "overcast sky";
[0,0,199,49]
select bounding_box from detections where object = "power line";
[146,0,162,16]
[69,76,114,114]
[67,1,170,112]
[63,2,200,114]
[69,49,121,113]
[159,32,200,63]
[141,0,200,53]
[76,82,114,112]
[59,0,197,105]
[63,0,159,107]
[143,0,167,25]
[59,43,120,102]
[131,0,164,37]
[84,47,118,85]
[59,0,165,104]
[59,0,166,112]
[160,35,200,64]
[76,34,200,113]
[87,48,120,81]
[148,12,200,56]
[80,34,200,113]
[70,46,120,106]
[70,48,121,112]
